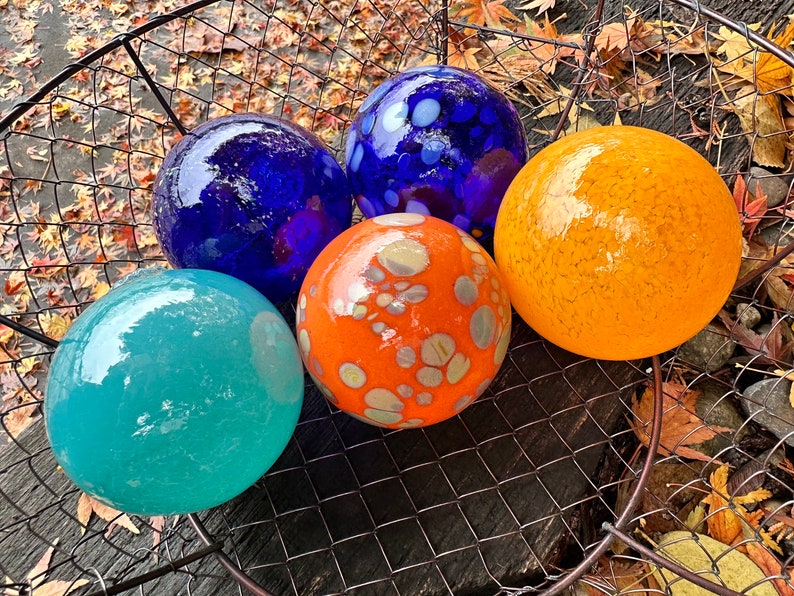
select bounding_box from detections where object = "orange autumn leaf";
[447,46,482,70]
[454,0,520,29]
[717,19,794,95]
[755,19,794,95]
[746,541,794,596]
[631,381,729,462]
[701,465,781,553]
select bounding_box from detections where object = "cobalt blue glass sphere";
[152,112,353,304]
[345,65,528,242]
[44,268,305,516]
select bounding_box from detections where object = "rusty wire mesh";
[1,0,794,594]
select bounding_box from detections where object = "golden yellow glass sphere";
[494,126,743,360]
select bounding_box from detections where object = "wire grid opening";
[1,0,794,593]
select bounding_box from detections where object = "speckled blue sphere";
[346,65,528,242]
[45,268,305,516]
[152,113,353,304]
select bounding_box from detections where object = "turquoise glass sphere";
[44,268,304,515]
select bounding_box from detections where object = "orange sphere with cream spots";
[296,213,511,428]
[494,125,743,360]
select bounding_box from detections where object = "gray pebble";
[748,166,791,208]
[735,303,762,330]
[760,220,794,247]
[740,378,794,447]
[677,323,736,372]
[689,381,751,457]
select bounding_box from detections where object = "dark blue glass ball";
[152,113,353,304]
[345,65,528,242]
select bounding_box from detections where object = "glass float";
[346,65,528,242]
[494,126,743,360]
[152,113,353,304]
[45,268,304,515]
[297,213,512,428]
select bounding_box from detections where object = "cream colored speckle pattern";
[298,213,512,428]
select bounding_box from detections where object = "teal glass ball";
[44,268,304,515]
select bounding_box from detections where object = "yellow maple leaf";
[701,464,781,553]
[714,24,760,63]
[39,312,72,341]
[716,18,794,95]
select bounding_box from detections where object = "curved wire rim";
[0,0,791,593]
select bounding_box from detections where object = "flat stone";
[748,166,791,208]
[740,378,794,447]
[677,323,736,372]
[760,220,794,247]
[690,381,751,457]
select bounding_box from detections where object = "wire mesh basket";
[2,0,794,593]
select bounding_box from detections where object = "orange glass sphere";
[297,213,512,428]
[494,126,742,360]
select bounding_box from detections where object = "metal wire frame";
[1,0,793,593]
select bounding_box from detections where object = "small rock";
[740,378,794,447]
[760,219,794,247]
[690,381,751,458]
[735,303,762,330]
[677,323,736,372]
[748,166,791,208]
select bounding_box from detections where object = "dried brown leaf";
[715,24,760,63]
[3,401,39,440]
[746,542,794,596]
[76,492,92,533]
[182,21,254,55]
[632,381,730,462]
[718,311,791,364]
[595,19,634,54]
[731,87,788,168]
[455,0,520,29]
[447,46,481,70]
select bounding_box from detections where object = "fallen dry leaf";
[150,515,165,563]
[26,540,56,590]
[714,24,760,64]
[2,541,89,596]
[745,541,794,596]
[454,0,520,29]
[518,0,555,16]
[181,21,257,55]
[576,557,658,595]
[731,86,788,169]
[755,19,794,95]
[718,310,791,364]
[732,170,769,238]
[632,381,730,462]
[654,531,778,596]
[76,493,140,536]
[702,464,780,553]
